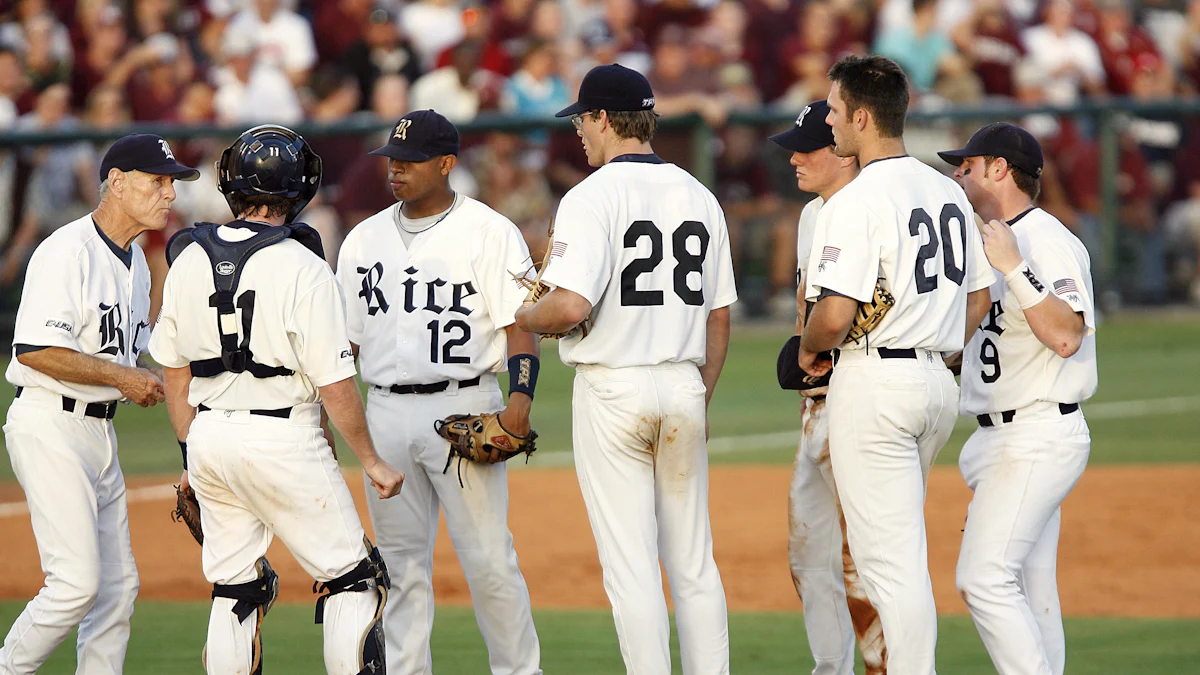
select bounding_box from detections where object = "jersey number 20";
[620,220,710,306]
[909,205,966,294]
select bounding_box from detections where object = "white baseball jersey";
[540,155,738,368]
[336,196,533,387]
[796,196,824,277]
[6,214,152,402]
[960,208,1097,415]
[149,223,357,410]
[805,156,995,353]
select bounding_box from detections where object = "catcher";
[334,109,544,675]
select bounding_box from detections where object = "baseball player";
[771,100,887,675]
[938,123,1096,675]
[150,124,404,675]
[514,64,737,675]
[798,56,995,674]
[1,134,194,674]
[336,109,542,675]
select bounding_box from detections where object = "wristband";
[179,440,188,470]
[508,354,539,400]
[1004,260,1049,310]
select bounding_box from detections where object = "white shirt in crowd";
[226,6,316,74]
[213,63,303,125]
[1020,25,1105,106]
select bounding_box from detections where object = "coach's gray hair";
[97,178,110,202]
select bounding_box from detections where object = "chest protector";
[166,221,325,379]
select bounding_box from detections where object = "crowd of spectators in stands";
[2,0,1200,317]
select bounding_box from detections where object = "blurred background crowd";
[1,0,1200,325]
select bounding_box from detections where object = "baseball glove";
[436,413,538,484]
[172,484,204,545]
[843,282,896,346]
[513,218,591,340]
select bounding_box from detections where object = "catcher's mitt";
[513,218,591,339]
[172,484,204,545]
[436,413,538,484]
[843,282,896,346]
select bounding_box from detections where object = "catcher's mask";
[217,124,322,223]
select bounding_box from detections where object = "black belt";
[373,376,481,395]
[14,386,117,420]
[977,403,1079,427]
[832,347,916,365]
[197,403,293,419]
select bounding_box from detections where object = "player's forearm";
[699,306,730,408]
[794,272,807,335]
[965,288,991,346]
[800,296,857,353]
[514,288,591,334]
[1023,296,1086,358]
[318,376,383,469]
[163,366,195,443]
[17,346,141,390]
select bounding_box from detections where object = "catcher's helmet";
[217,124,322,222]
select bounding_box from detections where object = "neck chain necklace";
[396,192,458,234]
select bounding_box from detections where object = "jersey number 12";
[909,205,966,294]
[620,220,710,306]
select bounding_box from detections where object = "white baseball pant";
[1,388,139,675]
[364,378,541,675]
[572,362,729,675]
[788,395,886,675]
[186,403,380,675]
[956,403,1090,675]
[825,348,958,675]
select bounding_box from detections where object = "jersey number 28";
[909,205,966,294]
[620,220,710,307]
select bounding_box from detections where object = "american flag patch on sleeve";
[1053,279,1078,295]
[820,246,840,263]
[550,241,568,258]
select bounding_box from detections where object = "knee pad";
[209,556,279,675]
[313,537,391,675]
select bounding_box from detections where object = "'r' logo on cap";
[159,139,175,160]
[796,105,812,128]
[394,119,412,141]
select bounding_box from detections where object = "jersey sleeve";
[805,196,878,303]
[539,191,613,306]
[966,216,997,292]
[335,241,366,346]
[13,246,84,351]
[288,272,359,387]
[795,200,820,274]
[476,219,534,330]
[1029,240,1096,332]
[148,265,188,368]
[710,207,738,310]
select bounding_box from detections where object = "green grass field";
[2,602,1197,675]
[2,314,1198,672]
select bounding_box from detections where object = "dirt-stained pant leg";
[572,363,729,675]
[788,396,887,675]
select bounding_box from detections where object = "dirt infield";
[1,465,1197,617]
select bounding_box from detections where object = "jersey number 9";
[908,205,966,294]
[620,220,710,307]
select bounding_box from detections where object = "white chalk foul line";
[3,394,1199,516]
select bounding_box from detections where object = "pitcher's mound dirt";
[1,465,1196,617]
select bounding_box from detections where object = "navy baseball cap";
[769,100,834,153]
[555,64,656,117]
[99,134,200,182]
[368,110,460,162]
[938,122,1044,177]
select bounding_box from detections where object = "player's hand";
[120,367,166,407]
[799,347,832,378]
[364,460,404,499]
[980,219,1023,275]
